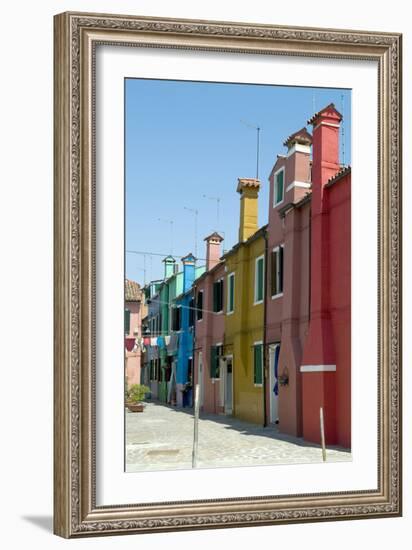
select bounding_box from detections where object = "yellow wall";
[224,232,265,425]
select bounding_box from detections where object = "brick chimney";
[300,103,342,445]
[181,253,196,292]
[162,255,176,279]
[282,127,312,203]
[204,232,224,271]
[237,178,261,242]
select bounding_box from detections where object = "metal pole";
[192,384,200,468]
[256,126,260,180]
[184,207,199,258]
[320,406,327,462]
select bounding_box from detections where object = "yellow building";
[223,178,266,425]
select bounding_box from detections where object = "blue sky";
[125,79,351,284]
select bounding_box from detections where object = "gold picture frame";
[53,11,402,537]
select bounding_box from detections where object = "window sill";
[253,299,264,306]
[254,383,263,388]
[226,310,234,316]
[271,292,283,300]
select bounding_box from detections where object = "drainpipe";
[263,228,268,427]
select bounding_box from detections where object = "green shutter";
[228,274,234,312]
[276,170,284,203]
[125,309,131,334]
[210,346,217,378]
[254,345,263,385]
[256,258,264,302]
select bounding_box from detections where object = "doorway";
[223,356,233,414]
[269,344,280,423]
[197,352,204,408]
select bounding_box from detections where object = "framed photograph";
[53,11,402,537]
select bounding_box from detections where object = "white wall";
[0,0,409,548]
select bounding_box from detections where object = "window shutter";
[219,280,224,311]
[213,282,218,312]
[254,345,263,385]
[257,258,264,301]
[197,291,203,320]
[279,246,284,293]
[124,309,131,334]
[271,251,277,296]
[228,274,234,311]
[276,170,284,203]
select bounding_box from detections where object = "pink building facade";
[193,233,226,414]
[125,279,146,388]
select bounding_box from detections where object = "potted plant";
[126,384,150,412]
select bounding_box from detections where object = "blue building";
[175,254,205,407]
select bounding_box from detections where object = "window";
[273,168,285,206]
[189,297,195,327]
[196,290,203,321]
[124,308,131,334]
[271,245,284,297]
[213,279,224,313]
[253,343,263,385]
[227,272,235,314]
[210,344,223,379]
[254,256,264,304]
[171,306,181,331]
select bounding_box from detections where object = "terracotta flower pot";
[127,402,145,412]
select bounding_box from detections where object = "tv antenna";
[240,119,261,180]
[157,218,174,255]
[202,195,221,230]
[184,206,199,259]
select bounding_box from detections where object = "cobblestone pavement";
[126,401,351,472]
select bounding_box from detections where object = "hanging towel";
[157,336,166,349]
[125,338,135,352]
[150,337,158,347]
[164,335,171,346]
[143,337,150,347]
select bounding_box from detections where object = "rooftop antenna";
[158,218,174,255]
[341,93,346,166]
[183,206,199,259]
[202,195,221,231]
[133,265,147,286]
[240,119,261,180]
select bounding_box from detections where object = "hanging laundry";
[125,337,135,352]
[143,337,150,347]
[164,335,171,346]
[157,336,166,349]
[150,337,157,347]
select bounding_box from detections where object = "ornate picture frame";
[53,11,402,537]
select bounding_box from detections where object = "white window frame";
[273,166,285,207]
[253,340,264,387]
[271,244,284,299]
[212,342,223,381]
[254,255,265,305]
[227,272,235,314]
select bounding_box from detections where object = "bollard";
[320,406,327,462]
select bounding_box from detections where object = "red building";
[265,103,351,448]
